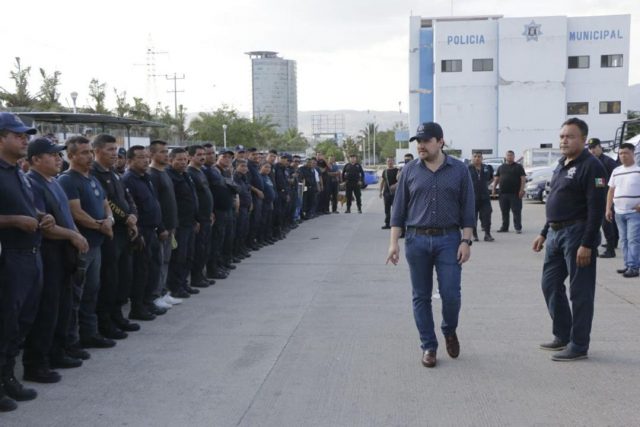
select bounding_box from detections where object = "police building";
[408,14,631,159]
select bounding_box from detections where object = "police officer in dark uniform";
[233,159,252,259]
[187,145,215,288]
[247,148,265,249]
[166,148,200,298]
[123,146,168,317]
[379,157,399,229]
[90,134,143,333]
[298,158,318,219]
[273,153,291,237]
[342,154,365,213]
[0,114,55,410]
[588,138,620,258]
[533,118,607,362]
[206,150,237,275]
[22,138,89,385]
[468,152,495,242]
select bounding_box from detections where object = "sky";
[1,0,638,116]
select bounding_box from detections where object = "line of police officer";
[0,113,319,412]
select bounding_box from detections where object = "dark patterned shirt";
[391,156,475,229]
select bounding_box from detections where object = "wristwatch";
[460,238,473,246]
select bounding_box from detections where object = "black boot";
[0,381,17,412]
[599,243,616,258]
[2,363,37,401]
[484,232,495,242]
[472,228,479,242]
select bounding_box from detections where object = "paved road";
[6,190,640,426]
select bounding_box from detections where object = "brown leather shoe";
[422,350,437,368]
[445,333,460,358]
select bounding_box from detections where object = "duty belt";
[548,219,585,231]
[408,226,459,236]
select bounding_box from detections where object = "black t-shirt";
[495,162,526,194]
[382,167,399,196]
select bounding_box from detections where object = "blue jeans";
[615,212,640,270]
[541,222,597,354]
[404,229,462,352]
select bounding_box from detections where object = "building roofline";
[419,15,503,27]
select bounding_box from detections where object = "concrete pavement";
[6,190,640,426]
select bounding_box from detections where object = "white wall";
[497,16,567,158]
[566,15,630,141]
[434,19,498,158]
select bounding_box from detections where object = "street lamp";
[70,91,78,114]
[222,124,228,149]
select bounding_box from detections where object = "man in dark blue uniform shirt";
[166,148,199,298]
[387,122,475,369]
[0,114,55,411]
[468,152,495,242]
[23,138,89,385]
[588,138,620,258]
[533,118,607,362]
[123,146,167,317]
[233,159,252,259]
[187,145,215,288]
[247,148,265,250]
[58,136,116,351]
[342,154,365,214]
[91,134,142,332]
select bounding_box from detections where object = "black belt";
[549,219,585,231]
[408,226,459,236]
[2,246,39,254]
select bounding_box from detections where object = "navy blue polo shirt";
[542,149,607,248]
[0,159,43,249]
[58,169,107,248]
[122,170,163,230]
[247,161,264,191]
[205,165,234,211]
[27,170,75,230]
[187,166,214,223]
[391,155,476,229]
[166,167,198,228]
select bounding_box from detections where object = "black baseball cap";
[409,122,444,142]
[0,113,37,135]
[235,145,245,152]
[27,137,66,160]
[218,149,234,156]
[117,147,127,157]
[587,138,601,148]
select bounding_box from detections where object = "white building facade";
[409,14,630,159]
[247,51,298,134]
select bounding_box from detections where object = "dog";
[337,193,348,208]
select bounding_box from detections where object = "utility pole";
[166,73,185,119]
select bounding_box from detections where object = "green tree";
[342,136,359,159]
[129,97,152,120]
[314,139,344,161]
[113,89,130,117]
[377,130,398,160]
[36,68,63,111]
[273,127,308,152]
[0,57,36,109]
[627,110,640,140]
[88,78,109,114]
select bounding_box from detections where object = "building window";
[472,58,493,72]
[601,54,623,68]
[441,59,462,72]
[568,56,589,69]
[567,102,589,115]
[599,101,621,114]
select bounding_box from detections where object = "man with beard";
[386,122,475,369]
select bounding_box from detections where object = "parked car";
[362,168,379,189]
[525,166,554,202]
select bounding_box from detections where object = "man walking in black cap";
[387,122,475,369]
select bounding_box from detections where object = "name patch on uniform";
[595,178,606,188]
